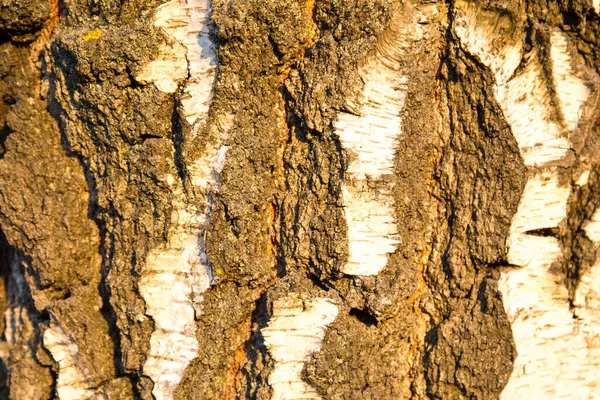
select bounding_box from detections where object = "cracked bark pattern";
[1,0,600,399]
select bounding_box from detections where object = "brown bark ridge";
[0,0,599,399]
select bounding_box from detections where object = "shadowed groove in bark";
[40,4,178,396]
[0,124,11,158]
[238,294,273,399]
[0,230,53,398]
[0,230,13,397]
[45,49,128,391]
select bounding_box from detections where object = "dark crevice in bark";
[100,231,133,385]
[268,36,285,62]
[130,374,146,400]
[48,358,59,400]
[0,125,11,159]
[171,96,187,189]
[240,294,271,399]
[0,229,12,398]
[348,308,378,327]
[99,232,125,379]
[306,271,331,293]
[99,291,124,374]
[526,227,561,237]
[0,31,12,44]
[138,133,163,142]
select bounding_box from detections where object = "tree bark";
[1,0,600,398]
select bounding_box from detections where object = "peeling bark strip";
[136,0,217,127]
[334,17,427,276]
[136,1,223,398]
[262,296,339,400]
[455,2,600,397]
[43,318,94,400]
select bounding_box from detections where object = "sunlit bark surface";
[1,0,600,399]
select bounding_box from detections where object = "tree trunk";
[1,0,600,398]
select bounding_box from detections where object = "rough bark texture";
[1,0,600,399]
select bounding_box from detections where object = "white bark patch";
[453,9,522,85]
[136,0,217,126]
[141,119,231,399]
[1,256,44,400]
[455,7,600,398]
[341,186,399,276]
[496,155,600,397]
[43,318,94,400]
[498,257,600,398]
[262,296,339,400]
[496,60,570,166]
[140,244,202,400]
[137,1,227,399]
[498,200,600,397]
[505,170,571,268]
[455,7,571,166]
[573,209,600,333]
[576,169,591,186]
[594,0,600,15]
[549,31,591,132]
[333,16,427,276]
